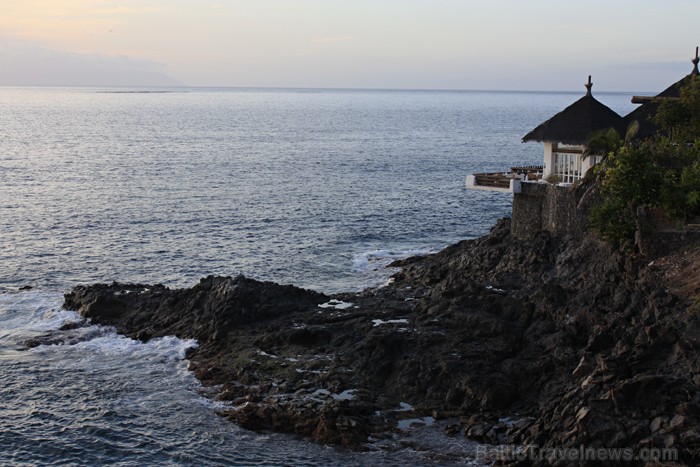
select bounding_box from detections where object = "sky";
[0,0,698,91]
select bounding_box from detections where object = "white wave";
[3,291,198,361]
[397,402,414,411]
[143,335,199,360]
[28,307,83,331]
[318,299,355,310]
[0,290,75,332]
[372,318,409,327]
[352,247,435,273]
[66,333,198,361]
[194,396,231,412]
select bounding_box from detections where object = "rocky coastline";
[55,213,700,464]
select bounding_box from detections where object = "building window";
[553,146,583,183]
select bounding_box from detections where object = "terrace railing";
[473,173,512,189]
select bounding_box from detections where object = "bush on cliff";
[589,144,664,241]
[589,76,700,243]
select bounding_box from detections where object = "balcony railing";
[466,165,544,193]
[473,173,513,189]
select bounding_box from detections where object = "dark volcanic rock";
[64,275,329,341]
[63,220,700,463]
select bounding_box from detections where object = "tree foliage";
[583,120,639,163]
[589,76,700,243]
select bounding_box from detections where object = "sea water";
[0,87,639,465]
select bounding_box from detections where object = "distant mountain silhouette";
[0,39,184,87]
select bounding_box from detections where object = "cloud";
[311,36,355,44]
[0,37,183,86]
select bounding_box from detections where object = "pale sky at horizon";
[1,0,698,91]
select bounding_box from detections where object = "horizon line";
[0,84,658,95]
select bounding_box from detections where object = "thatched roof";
[522,77,623,145]
[624,77,687,141]
[624,48,700,141]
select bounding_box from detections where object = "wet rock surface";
[62,219,700,464]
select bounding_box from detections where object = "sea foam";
[0,290,74,332]
[352,247,435,273]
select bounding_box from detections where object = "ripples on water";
[0,87,636,293]
[0,87,638,465]
[0,291,486,466]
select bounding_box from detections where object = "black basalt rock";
[61,219,700,462]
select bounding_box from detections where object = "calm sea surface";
[0,87,638,465]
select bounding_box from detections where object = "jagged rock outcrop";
[61,217,700,464]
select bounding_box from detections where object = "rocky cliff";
[58,210,700,464]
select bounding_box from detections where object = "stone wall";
[511,182,588,240]
[512,182,700,257]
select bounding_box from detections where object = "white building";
[520,76,622,185]
[467,76,622,192]
[467,48,700,194]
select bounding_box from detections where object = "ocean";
[0,87,639,465]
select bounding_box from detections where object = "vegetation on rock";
[588,76,700,242]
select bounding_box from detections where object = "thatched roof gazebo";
[517,77,625,184]
[522,76,624,145]
[466,52,699,193]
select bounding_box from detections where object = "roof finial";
[585,75,593,96]
[692,46,699,75]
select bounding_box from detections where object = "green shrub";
[589,76,700,242]
[589,145,664,242]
